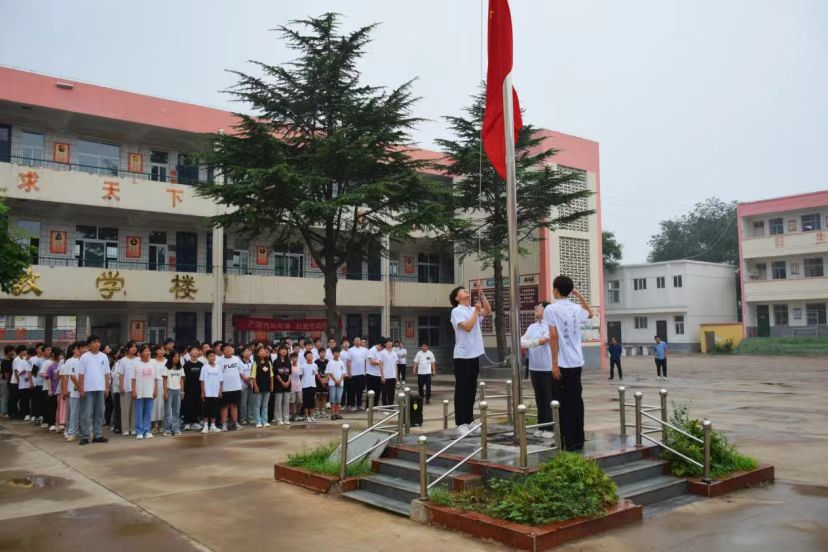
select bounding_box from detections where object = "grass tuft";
[286,440,372,478]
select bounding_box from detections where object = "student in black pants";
[366,341,385,405]
[522,303,554,438]
[412,343,437,404]
[380,338,397,406]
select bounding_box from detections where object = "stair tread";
[377,457,469,477]
[343,489,411,516]
[603,458,668,477]
[617,475,686,497]
[363,473,421,493]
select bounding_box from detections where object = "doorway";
[704,331,716,353]
[346,314,362,341]
[757,305,770,337]
[176,231,198,273]
[606,321,622,344]
[367,314,381,345]
[175,312,197,349]
[656,320,668,341]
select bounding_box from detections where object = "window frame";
[803,257,824,278]
[773,304,789,326]
[801,213,822,232]
[417,315,441,347]
[769,218,784,235]
[674,315,685,335]
[771,261,787,280]
[805,303,827,325]
[673,275,683,288]
[634,316,648,329]
[607,280,620,303]
[633,278,647,291]
[656,276,665,289]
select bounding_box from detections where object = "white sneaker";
[237,424,244,430]
[191,423,203,430]
[136,434,144,440]
[201,426,209,434]
[41,423,49,428]
[183,424,191,431]
[541,431,554,439]
[144,433,154,439]
[325,402,331,409]
[264,422,271,427]
[663,377,668,382]
[255,423,263,428]
[123,432,131,437]
[49,425,56,432]
[276,420,284,426]
[210,425,221,433]
[284,421,290,426]
[455,424,469,436]
[308,416,316,423]
[24,415,31,421]
[533,430,544,438]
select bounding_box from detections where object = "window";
[148,232,167,271]
[390,317,401,343]
[607,280,620,303]
[751,262,767,280]
[273,244,304,277]
[673,275,683,288]
[417,253,440,283]
[806,303,827,325]
[226,249,250,275]
[674,315,685,335]
[150,150,168,182]
[771,261,787,280]
[656,276,665,289]
[801,214,821,232]
[773,304,789,326]
[769,218,784,235]
[418,315,441,347]
[74,225,118,268]
[752,220,765,236]
[77,139,120,176]
[21,131,44,166]
[147,314,167,344]
[176,153,199,184]
[633,278,647,291]
[634,316,648,329]
[804,257,824,278]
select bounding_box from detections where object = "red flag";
[483,0,523,180]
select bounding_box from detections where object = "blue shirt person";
[607,337,623,380]
[653,336,668,380]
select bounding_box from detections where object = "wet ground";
[0,354,826,551]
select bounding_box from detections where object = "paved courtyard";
[1,354,826,551]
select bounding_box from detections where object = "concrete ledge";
[424,499,642,551]
[274,463,358,494]
[687,465,775,498]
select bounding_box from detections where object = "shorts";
[316,381,328,394]
[328,385,344,405]
[289,391,301,404]
[221,390,241,406]
[302,387,316,410]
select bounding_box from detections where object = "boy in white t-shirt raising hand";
[543,275,592,452]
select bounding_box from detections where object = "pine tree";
[437,90,594,359]
[198,14,456,337]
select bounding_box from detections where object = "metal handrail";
[346,432,399,466]
[642,434,703,469]
[427,446,483,489]
[348,411,399,444]
[426,421,481,464]
[525,421,556,430]
[641,410,703,444]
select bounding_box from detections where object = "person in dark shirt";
[314,349,329,416]
[181,346,204,431]
[607,337,623,380]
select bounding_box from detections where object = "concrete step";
[374,457,462,483]
[359,473,422,504]
[604,458,669,486]
[617,475,688,506]
[389,446,465,471]
[643,493,702,519]
[594,447,653,470]
[342,489,411,517]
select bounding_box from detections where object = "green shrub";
[661,403,758,479]
[712,338,734,354]
[431,452,618,526]
[286,440,372,478]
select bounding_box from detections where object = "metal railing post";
[634,392,643,447]
[505,379,513,423]
[403,386,411,435]
[659,388,668,444]
[618,385,626,436]
[418,435,429,500]
[551,400,562,450]
[339,424,350,480]
[479,401,488,460]
[367,390,375,427]
[478,381,486,402]
[442,399,449,430]
[517,404,528,470]
[396,392,406,444]
[702,419,712,483]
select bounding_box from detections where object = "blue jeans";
[135,398,154,436]
[250,391,270,425]
[240,387,249,423]
[67,396,81,436]
[163,389,181,433]
[80,390,105,440]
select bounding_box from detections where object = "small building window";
[633,278,647,291]
[418,315,441,347]
[773,304,789,326]
[806,303,827,325]
[804,257,824,278]
[656,276,665,289]
[673,275,683,288]
[752,220,765,236]
[607,280,620,303]
[634,316,648,329]
[771,261,786,280]
[801,214,821,232]
[674,315,685,335]
[769,218,784,235]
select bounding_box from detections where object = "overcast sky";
[4,0,826,262]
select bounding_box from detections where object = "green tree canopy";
[437,90,594,359]
[0,198,32,294]
[602,230,623,273]
[648,198,737,265]
[197,13,457,336]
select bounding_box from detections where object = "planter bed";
[687,465,774,498]
[424,499,642,551]
[274,463,359,494]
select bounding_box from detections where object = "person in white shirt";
[116,342,139,436]
[393,341,408,384]
[366,340,384,405]
[449,283,491,435]
[218,344,244,431]
[300,350,319,422]
[412,343,437,404]
[162,351,185,436]
[239,347,254,425]
[326,348,346,420]
[379,339,398,406]
[12,346,32,420]
[150,346,168,433]
[543,275,593,451]
[132,344,162,440]
[521,302,554,439]
[78,335,111,445]
[339,338,351,410]
[199,350,223,433]
[346,337,367,411]
[61,342,85,441]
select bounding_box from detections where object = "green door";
[757,305,770,337]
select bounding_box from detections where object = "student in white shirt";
[522,302,554,439]
[380,339,398,406]
[412,342,437,404]
[326,348,345,420]
[132,344,162,440]
[150,346,168,433]
[300,351,318,422]
[12,346,32,420]
[162,351,185,436]
[61,342,85,441]
[393,341,408,384]
[239,347,254,425]
[346,337,367,411]
[78,335,111,445]
[449,283,491,435]
[339,339,351,410]
[199,350,223,433]
[218,344,244,431]
[366,341,384,405]
[116,342,139,436]
[543,275,593,451]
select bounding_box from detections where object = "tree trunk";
[492,257,507,361]
[323,269,339,339]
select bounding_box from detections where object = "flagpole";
[502,74,523,436]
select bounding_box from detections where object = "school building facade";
[0,67,604,368]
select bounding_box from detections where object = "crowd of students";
[0,335,439,444]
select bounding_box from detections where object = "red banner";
[234,317,327,332]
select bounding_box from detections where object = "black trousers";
[551,367,584,450]
[204,397,220,422]
[8,383,19,419]
[655,358,667,377]
[381,378,396,406]
[31,385,42,419]
[342,376,352,406]
[397,364,406,383]
[182,386,203,423]
[529,370,554,426]
[19,387,31,418]
[610,359,623,379]
[349,374,366,408]
[267,391,275,422]
[417,374,432,401]
[111,393,121,432]
[104,392,113,425]
[366,375,383,406]
[43,392,57,426]
[453,357,479,426]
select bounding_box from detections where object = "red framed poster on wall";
[49,231,67,254]
[53,143,70,164]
